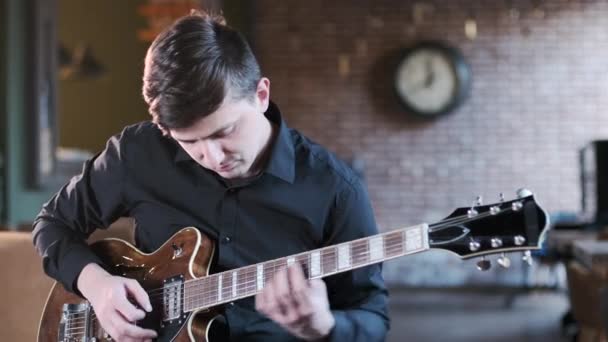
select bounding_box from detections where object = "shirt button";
[222,236,231,244]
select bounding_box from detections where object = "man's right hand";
[77,263,158,342]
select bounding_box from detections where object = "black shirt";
[33,102,389,341]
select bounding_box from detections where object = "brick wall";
[251,0,608,285]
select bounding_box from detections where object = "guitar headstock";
[428,190,549,267]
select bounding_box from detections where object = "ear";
[255,77,270,112]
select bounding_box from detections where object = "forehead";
[169,98,252,139]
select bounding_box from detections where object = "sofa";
[0,218,134,341]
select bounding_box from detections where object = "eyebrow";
[173,123,235,143]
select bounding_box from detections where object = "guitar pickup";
[162,275,184,322]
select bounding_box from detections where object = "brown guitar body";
[38,227,220,342]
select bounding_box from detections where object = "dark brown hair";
[142,10,261,132]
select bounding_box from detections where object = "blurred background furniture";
[566,238,608,342]
[0,218,134,341]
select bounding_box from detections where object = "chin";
[218,167,242,179]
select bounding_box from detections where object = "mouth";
[219,162,237,172]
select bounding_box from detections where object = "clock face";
[394,42,470,117]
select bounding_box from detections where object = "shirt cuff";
[59,244,104,296]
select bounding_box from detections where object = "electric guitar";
[38,190,549,341]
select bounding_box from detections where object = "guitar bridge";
[58,302,101,341]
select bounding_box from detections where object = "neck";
[247,117,278,177]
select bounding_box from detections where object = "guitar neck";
[182,223,430,312]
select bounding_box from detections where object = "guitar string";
[64,207,516,329]
[106,206,509,301]
[66,213,523,334]
[62,241,407,328]
[154,207,506,301]
[64,218,479,332]
[169,207,508,303]
[62,242,409,333]
[64,206,521,328]
[62,238,414,332]
[64,209,513,331]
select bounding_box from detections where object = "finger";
[125,278,153,312]
[261,279,282,319]
[270,267,293,323]
[120,335,151,342]
[120,337,141,342]
[103,319,118,341]
[255,283,268,313]
[114,319,158,340]
[309,278,328,295]
[274,267,292,310]
[277,265,304,324]
[288,263,308,294]
[288,264,313,318]
[115,286,146,322]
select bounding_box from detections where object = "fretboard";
[182,223,429,312]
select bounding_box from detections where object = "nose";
[198,140,225,169]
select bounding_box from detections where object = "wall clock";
[394,41,471,118]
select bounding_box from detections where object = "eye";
[180,140,196,145]
[218,125,236,138]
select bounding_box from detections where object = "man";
[33,10,388,341]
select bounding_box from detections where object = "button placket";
[218,186,238,264]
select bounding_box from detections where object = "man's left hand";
[255,263,335,340]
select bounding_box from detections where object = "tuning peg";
[512,201,523,211]
[491,237,503,248]
[516,188,533,198]
[497,253,511,268]
[522,250,533,266]
[469,240,481,252]
[499,192,505,203]
[476,256,491,271]
[514,235,526,246]
[468,196,482,217]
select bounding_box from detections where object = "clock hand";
[424,58,434,88]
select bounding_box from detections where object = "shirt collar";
[263,101,296,183]
[173,101,295,184]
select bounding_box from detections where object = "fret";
[310,250,321,277]
[218,273,223,302]
[337,243,351,269]
[264,259,277,285]
[321,247,337,275]
[237,266,255,297]
[352,239,369,265]
[256,264,264,291]
[369,235,384,261]
[205,275,219,307]
[231,271,237,298]
[405,225,425,252]
[185,277,198,311]
[221,271,233,302]
[384,231,404,258]
[296,253,310,278]
[286,256,295,267]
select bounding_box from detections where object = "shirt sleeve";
[32,131,128,295]
[323,177,390,342]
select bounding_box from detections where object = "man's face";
[169,91,269,180]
